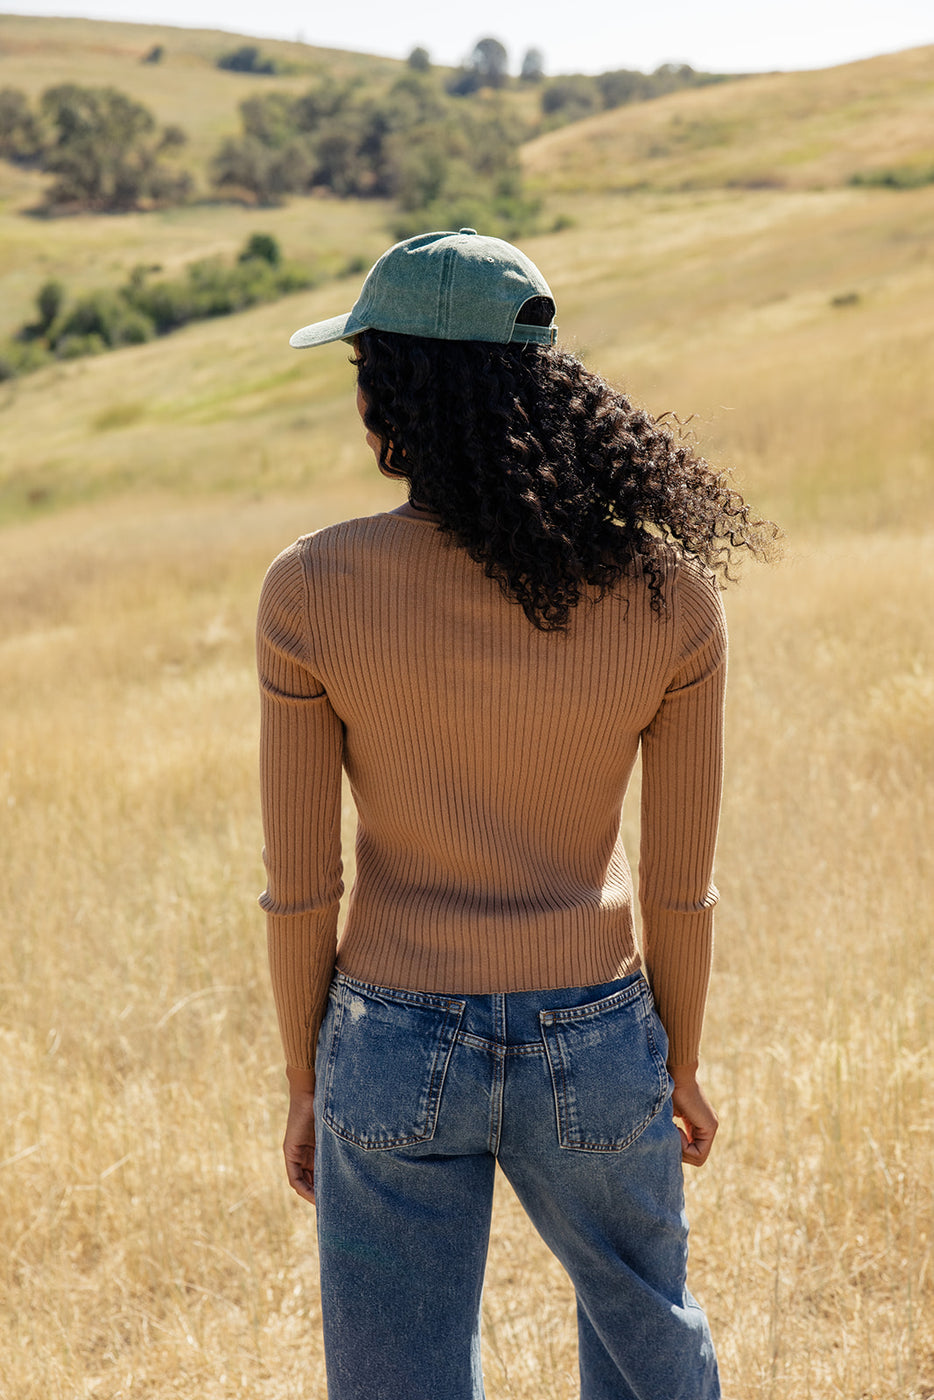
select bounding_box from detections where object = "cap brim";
[289,311,355,348]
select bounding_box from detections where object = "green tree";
[212,134,310,205]
[596,70,651,108]
[520,49,545,83]
[448,36,510,95]
[407,46,430,73]
[208,62,537,235]
[542,75,600,125]
[384,128,451,210]
[471,37,510,89]
[0,87,43,162]
[311,112,372,195]
[39,85,190,211]
[292,78,357,132]
[240,93,299,149]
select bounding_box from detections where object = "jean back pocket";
[539,976,670,1152]
[321,978,464,1150]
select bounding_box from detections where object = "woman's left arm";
[257,541,344,1200]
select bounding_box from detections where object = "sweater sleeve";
[257,540,344,1072]
[639,562,727,1067]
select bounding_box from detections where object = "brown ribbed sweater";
[257,504,726,1071]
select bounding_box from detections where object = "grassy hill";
[0,26,933,1400]
[522,44,934,192]
[0,23,930,537]
[0,13,407,168]
[1,179,932,534]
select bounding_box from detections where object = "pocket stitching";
[544,978,643,1025]
[540,982,670,1153]
[322,988,464,1150]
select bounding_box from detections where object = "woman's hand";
[669,1063,718,1168]
[283,1065,317,1204]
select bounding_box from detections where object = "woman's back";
[258,502,726,1066]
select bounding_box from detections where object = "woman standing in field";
[257,229,777,1400]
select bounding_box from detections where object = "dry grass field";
[1,23,932,1400]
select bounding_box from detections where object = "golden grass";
[1,493,931,1398]
[522,45,934,194]
[1,27,933,1396]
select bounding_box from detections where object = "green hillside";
[0,19,931,537]
[0,13,407,168]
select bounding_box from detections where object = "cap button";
[458,227,478,236]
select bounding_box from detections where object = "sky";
[2,0,932,75]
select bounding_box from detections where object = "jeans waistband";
[332,969,645,1048]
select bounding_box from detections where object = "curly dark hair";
[353,316,781,630]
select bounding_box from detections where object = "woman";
[257,229,778,1400]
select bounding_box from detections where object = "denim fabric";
[315,970,720,1400]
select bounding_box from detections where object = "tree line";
[0,84,190,211]
[0,37,736,223]
[210,69,537,238]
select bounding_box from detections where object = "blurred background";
[0,10,932,1398]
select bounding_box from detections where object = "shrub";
[36,280,65,333]
[51,291,155,349]
[217,45,278,75]
[391,180,540,242]
[123,245,315,333]
[55,332,106,359]
[0,339,53,379]
[123,277,196,334]
[850,164,934,190]
[596,69,653,108]
[6,237,319,379]
[239,232,281,266]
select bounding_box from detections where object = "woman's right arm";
[639,561,727,1166]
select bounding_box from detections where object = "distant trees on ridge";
[0,37,744,222]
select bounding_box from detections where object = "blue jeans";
[314,970,720,1400]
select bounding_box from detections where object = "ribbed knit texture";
[257,505,727,1071]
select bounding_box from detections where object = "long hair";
[354,313,780,630]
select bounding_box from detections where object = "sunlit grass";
[522,44,934,194]
[1,26,933,1396]
[1,497,930,1398]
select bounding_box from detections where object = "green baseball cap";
[289,228,557,349]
